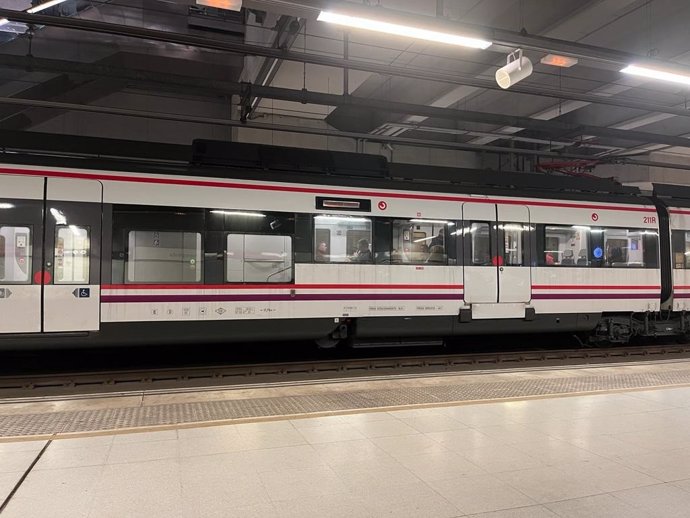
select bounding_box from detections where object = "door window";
[501,223,529,266]
[54,226,90,284]
[0,226,32,284]
[469,222,492,265]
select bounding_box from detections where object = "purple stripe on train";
[531,293,658,300]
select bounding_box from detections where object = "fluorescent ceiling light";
[0,202,14,209]
[621,64,690,86]
[0,18,9,27]
[317,10,491,50]
[27,0,69,13]
[211,210,266,218]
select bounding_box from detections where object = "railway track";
[2,343,690,401]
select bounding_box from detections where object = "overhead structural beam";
[0,96,599,160]
[1,54,689,149]
[2,10,690,121]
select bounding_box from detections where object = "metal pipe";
[0,95,599,159]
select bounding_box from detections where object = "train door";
[42,178,102,332]
[0,175,44,334]
[462,202,532,318]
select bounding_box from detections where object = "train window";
[54,226,90,284]
[0,226,32,284]
[603,228,658,268]
[469,222,492,265]
[671,230,690,269]
[390,219,451,265]
[126,231,202,283]
[313,215,372,263]
[226,234,292,283]
[500,223,530,266]
[542,225,592,266]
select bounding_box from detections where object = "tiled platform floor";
[3,384,690,517]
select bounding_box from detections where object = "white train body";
[0,152,687,348]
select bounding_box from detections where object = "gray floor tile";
[273,492,376,518]
[49,436,114,450]
[545,493,654,518]
[0,440,47,453]
[397,414,469,433]
[356,481,462,518]
[106,439,178,464]
[495,465,604,503]
[467,505,558,518]
[34,444,112,470]
[297,423,367,444]
[0,449,40,473]
[260,465,349,501]
[426,428,497,454]
[372,433,449,457]
[430,473,537,515]
[88,459,182,518]
[312,438,396,469]
[0,471,23,502]
[462,443,544,473]
[351,418,420,438]
[616,448,690,482]
[611,483,690,518]
[111,429,178,443]
[396,449,486,482]
[1,465,103,518]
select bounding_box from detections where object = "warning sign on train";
[377,201,388,210]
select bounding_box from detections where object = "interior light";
[0,202,14,209]
[572,225,591,230]
[409,219,451,225]
[621,64,690,86]
[317,10,492,50]
[27,0,69,13]
[50,208,66,225]
[496,49,533,89]
[211,210,266,218]
[315,215,371,223]
[0,18,8,27]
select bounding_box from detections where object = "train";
[2,139,690,350]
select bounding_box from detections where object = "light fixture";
[211,210,266,218]
[621,64,690,86]
[0,18,9,27]
[317,9,492,50]
[314,215,371,223]
[195,0,242,11]
[27,0,69,13]
[496,49,533,89]
[409,219,452,225]
[50,208,66,225]
[0,202,14,209]
[540,54,578,68]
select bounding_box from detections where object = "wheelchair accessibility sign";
[72,288,91,298]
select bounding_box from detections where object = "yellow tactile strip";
[1,361,690,439]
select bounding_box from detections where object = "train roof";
[0,131,652,207]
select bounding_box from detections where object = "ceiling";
[1,0,690,174]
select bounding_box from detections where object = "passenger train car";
[1,141,689,349]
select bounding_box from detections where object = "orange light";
[196,0,241,10]
[540,54,578,68]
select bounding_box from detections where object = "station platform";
[2,360,690,517]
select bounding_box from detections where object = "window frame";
[53,224,91,285]
[312,214,374,264]
[0,224,33,285]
